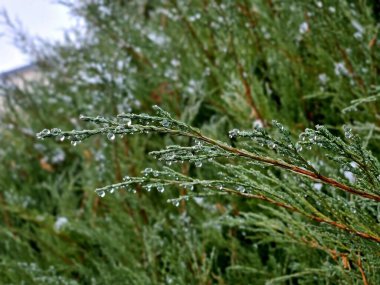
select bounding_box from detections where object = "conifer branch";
[37,107,380,244]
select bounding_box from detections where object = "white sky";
[0,0,74,72]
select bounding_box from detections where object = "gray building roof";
[0,63,37,80]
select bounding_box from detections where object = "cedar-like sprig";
[37,106,380,243]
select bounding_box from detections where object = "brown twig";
[356,253,369,285]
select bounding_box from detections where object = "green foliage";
[1,0,380,284]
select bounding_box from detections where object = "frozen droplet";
[107,133,115,141]
[96,190,106,198]
[195,161,202,168]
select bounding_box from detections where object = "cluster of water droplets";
[180,183,195,191]
[297,126,328,151]
[95,184,124,197]
[143,183,165,193]
[343,125,353,139]
[36,129,53,140]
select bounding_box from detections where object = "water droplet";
[37,129,50,139]
[161,119,170,127]
[195,161,203,168]
[79,114,85,120]
[313,183,323,191]
[123,118,132,126]
[51,128,61,135]
[229,129,239,138]
[59,135,65,142]
[268,142,276,149]
[295,143,302,152]
[237,185,245,192]
[167,153,175,160]
[299,22,309,34]
[343,125,353,139]
[107,133,115,141]
[345,131,353,139]
[96,190,106,198]
[71,141,78,146]
[157,184,165,193]
[109,188,115,194]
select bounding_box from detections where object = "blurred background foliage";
[0,0,379,284]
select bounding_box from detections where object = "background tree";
[1,0,380,284]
